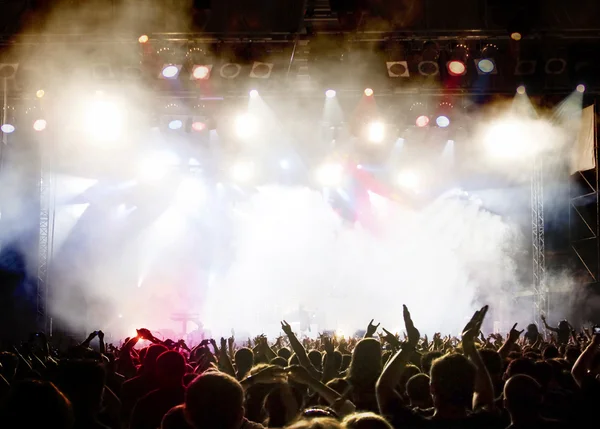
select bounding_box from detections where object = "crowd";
[0,304,599,429]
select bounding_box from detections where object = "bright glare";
[280,159,290,170]
[33,119,47,131]
[511,32,522,41]
[416,115,429,127]
[448,60,466,76]
[364,88,373,97]
[36,89,45,98]
[396,170,420,191]
[477,59,495,74]
[168,119,183,130]
[316,163,343,187]
[249,89,259,98]
[576,84,586,93]
[138,34,149,44]
[162,65,179,78]
[367,121,385,143]
[436,115,450,128]
[138,152,179,182]
[484,119,531,159]
[235,114,259,138]
[517,85,526,95]
[192,66,211,80]
[231,160,255,183]
[175,177,207,210]
[325,89,336,98]
[1,124,15,134]
[83,99,125,142]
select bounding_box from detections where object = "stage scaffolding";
[531,157,549,327]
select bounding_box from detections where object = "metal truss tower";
[531,157,549,328]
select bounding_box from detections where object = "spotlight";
[191,65,211,80]
[36,89,45,98]
[1,124,15,134]
[484,120,530,159]
[280,159,290,170]
[396,170,420,191]
[447,60,466,76]
[367,121,385,143]
[33,119,47,131]
[447,44,469,76]
[234,114,259,138]
[364,88,373,97]
[510,32,522,41]
[325,89,336,98]
[161,64,181,79]
[416,115,429,127]
[83,98,125,142]
[436,115,450,128]
[249,89,259,98]
[316,163,343,187]
[577,84,586,93]
[476,44,497,75]
[230,160,255,183]
[168,119,183,130]
[191,121,206,132]
[138,34,149,44]
[476,59,495,74]
[517,85,526,95]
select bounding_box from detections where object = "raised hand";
[366,319,381,337]
[137,328,152,340]
[251,365,287,384]
[281,320,293,336]
[462,305,489,350]
[322,336,334,354]
[508,323,524,342]
[381,328,401,347]
[98,330,105,340]
[403,305,420,346]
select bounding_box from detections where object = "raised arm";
[281,321,321,380]
[498,323,524,360]
[541,315,559,333]
[364,319,380,339]
[572,334,600,387]
[216,338,236,378]
[376,305,419,415]
[462,306,494,411]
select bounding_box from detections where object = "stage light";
[249,89,259,98]
[36,89,45,98]
[138,34,149,44]
[447,60,466,76]
[234,114,259,138]
[280,159,290,170]
[192,65,211,80]
[316,163,343,187]
[168,119,183,130]
[367,121,385,143]
[396,170,420,191]
[577,84,586,93]
[230,160,255,183]
[484,119,532,159]
[517,85,526,95]
[436,115,450,128]
[33,119,47,131]
[416,115,429,127]
[191,121,206,132]
[1,124,15,133]
[364,88,373,97]
[325,89,336,98]
[83,98,125,142]
[477,59,495,74]
[511,32,522,41]
[161,64,180,79]
[249,61,274,79]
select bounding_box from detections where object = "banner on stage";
[570,104,596,174]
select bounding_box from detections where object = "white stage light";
[325,89,336,98]
[517,85,526,95]
[168,119,183,130]
[249,89,259,98]
[1,124,15,133]
[83,99,125,142]
[396,170,420,191]
[230,160,255,183]
[436,115,450,128]
[161,65,180,79]
[33,119,47,131]
[316,163,343,187]
[234,114,258,138]
[367,121,385,143]
[577,84,586,93]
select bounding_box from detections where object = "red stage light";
[192,121,206,132]
[448,60,466,76]
[416,115,429,127]
[192,66,211,80]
